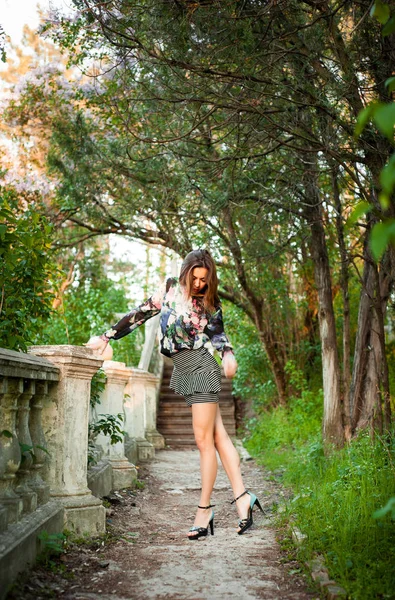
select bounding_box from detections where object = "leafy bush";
[245,361,322,464]
[38,247,144,366]
[223,302,276,409]
[245,365,395,599]
[37,531,66,569]
[0,187,56,351]
[90,368,107,408]
[88,412,126,466]
[286,432,395,600]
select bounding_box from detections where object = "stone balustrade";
[0,345,164,597]
[89,360,137,495]
[124,367,165,463]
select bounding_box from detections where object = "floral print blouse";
[103,277,233,358]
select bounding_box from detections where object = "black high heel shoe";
[187,504,215,540]
[231,490,263,535]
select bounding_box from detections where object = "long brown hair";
[179,249,219,313]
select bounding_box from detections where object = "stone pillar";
[138,314,160,371]
[28,381,51,505]
[144,373,165,449]
[124,369,155,461]
[28,346,106,535]
[96,361,137,489]
[14,380,37,514]
[0,378,23,525]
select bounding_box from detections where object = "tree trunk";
[350,240,393,433]
[374,266,392,430]
[221,205,289,404]
[355,304,383,434]
[255,317,288,406]
[332,168,352,440]
[303,170,344,447]
[349,241,375,432]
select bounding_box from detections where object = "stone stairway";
[157,359,237,447]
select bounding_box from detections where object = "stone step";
[159,433,197,441]
[158,422,236,433]
[156,428,198,436]
[164,439,197,447]
[159,431,236,440]
[157,419,237,429]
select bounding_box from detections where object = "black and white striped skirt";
[170,347,221,407]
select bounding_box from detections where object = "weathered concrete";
[0,378,24,525]
[138,314,160,372]
[95,361,138,489]
[144,372,165,450]
[0,348,60,382]
[124,369,155,461]
[124,436,138,465]
[87,460,113,499]
[28,346,106,534]
[0,499,63,600]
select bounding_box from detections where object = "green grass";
[244,372,395,600]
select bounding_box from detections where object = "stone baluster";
[14,380,37,514]
[124,369,155,461]
[28,346,106,535]
[95,361,137,489]
[144,373,165,449]
[28,381,51,505]
[0,378,23,524]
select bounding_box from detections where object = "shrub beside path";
[9,448,319,600]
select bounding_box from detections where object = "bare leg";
[213,406,251,529]
[188,402,218,537]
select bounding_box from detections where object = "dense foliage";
[246,379,395,600]
[0,187,56,351]
[39,246,144,365]
[229,305,395,598]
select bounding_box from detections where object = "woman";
[86,249,262,538]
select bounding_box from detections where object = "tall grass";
[245,365,395,600]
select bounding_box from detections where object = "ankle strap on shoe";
[198,504,215,509]
[230,490,249,504]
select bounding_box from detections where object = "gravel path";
[8,448,319,600]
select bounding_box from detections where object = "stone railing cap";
[28,345,103,379]
[127,368,160,384]
[103,360,127,370]
[0,347,60,380]
[29,345,101,359]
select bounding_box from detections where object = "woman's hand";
[223,352,238,379]
[84,335,109,355]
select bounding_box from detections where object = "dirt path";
[9,448,319,600]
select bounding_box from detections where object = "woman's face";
[191,267,208,294]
